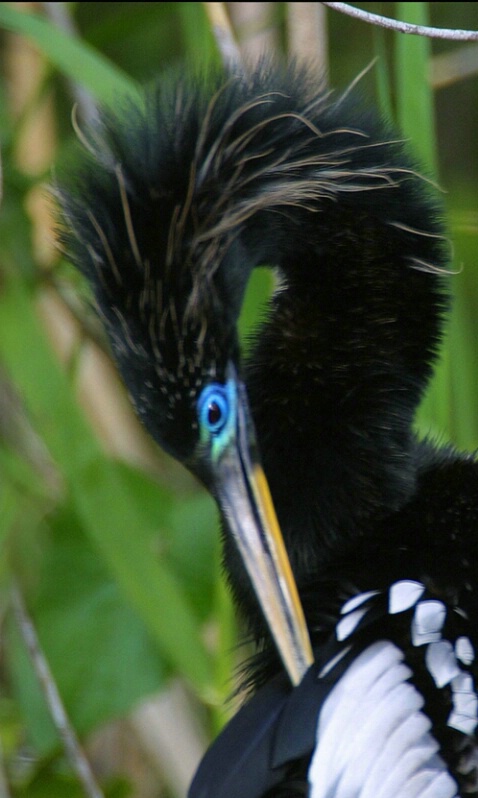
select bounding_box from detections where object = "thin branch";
[11,584,105,798]
[203,2,243,70]
[322,3,478,41]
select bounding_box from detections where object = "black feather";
[57,61,478,797]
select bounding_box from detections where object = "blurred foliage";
[0,2,477,796]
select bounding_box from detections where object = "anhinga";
[59,63,478,797]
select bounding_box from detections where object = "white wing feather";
[308,641,458,798]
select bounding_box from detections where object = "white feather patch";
[340,591,380,615]
[452,690,478,717]
[318,645,353,679]
[411,600,446,646]
[451,672,474,695]
[336,607,369,642]
[425,641,461,688]
[448,672,478,735]
[308,641,458,798]
[455,636,475,666]
[448,711,477,736]
[389,580,425,615]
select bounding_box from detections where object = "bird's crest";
[58,63,448,459]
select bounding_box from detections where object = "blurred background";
[0,3,477,796]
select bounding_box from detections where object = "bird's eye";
[198,384,230,436]
[207,400,224,429]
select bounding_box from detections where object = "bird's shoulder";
[191,570,478,798]
[303,448,478,797]
[341,445,478,599]
[190,450,478,798]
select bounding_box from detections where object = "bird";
[58,61,478,797]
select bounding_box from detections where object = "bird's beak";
[212,380,314,686]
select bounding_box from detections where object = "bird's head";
[58,67,316,684]
[59,61,448,686]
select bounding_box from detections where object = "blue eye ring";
[198,383,230,436]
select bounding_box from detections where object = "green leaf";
[176,3,220,67]
[239,267,274,353]
[447,210,478,449]
[73,457,214,693]
[13,767,128,798]
[394,3,437,174]
[0,279,213,693]
[373,28,393,122]
[6,504,165,754]
[394,4,454,441]
[0,5,139,105]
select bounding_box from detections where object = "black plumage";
[59,63,478,797]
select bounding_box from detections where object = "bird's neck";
[246,301,414,580]
[243,210,443,585]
